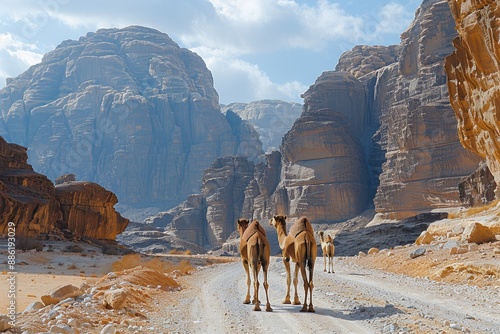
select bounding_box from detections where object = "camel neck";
[276,225,288,249]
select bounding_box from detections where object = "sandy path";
[150,257,500,333]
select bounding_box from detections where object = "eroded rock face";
[0,26,261,208]
[0,136,60,237]
[275,71,369,222]
[372,0,481,219]
[0,135,127,239]
[222,100,302,153]
[56,181,129,239]
[445,0,500,197]
[458,162,496,207]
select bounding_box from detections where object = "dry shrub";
[111,254,193,275]
[462,199,500,217]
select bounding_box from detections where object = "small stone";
[100,324,116,334]
[409,247,426,259]
[367,248,379,255]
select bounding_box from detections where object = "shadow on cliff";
[332,212,448,257]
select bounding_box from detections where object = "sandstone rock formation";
[445,0,500,199]
[0,136,60,237]
[371,0,481,219]
[0,135,128,240]
[458,162,496,207]
[275,71,370,222]
[0,26,261,208]
[222,100,302,153]
[56,181,129,240]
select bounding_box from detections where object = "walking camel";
[269,215,317,312]
[318,231,335,273]
[237,218,273,312]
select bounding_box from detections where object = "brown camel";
[237,218,273,312]
[318,231,335,273]
[269,215,317,312]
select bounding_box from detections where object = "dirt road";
[150,256,500,333]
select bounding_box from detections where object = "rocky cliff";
[275,71,370,222]
[270,0,481,223]
[222,100,302,153]
[445,0,500,198]
[0,26,262,209]
[0,136,128,239]
[370,0,481,219]
[0,136,60,237]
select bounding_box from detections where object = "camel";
[237,218,273,312]
[318,231,335,273]
[269,215,317,312]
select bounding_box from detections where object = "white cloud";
[0,33,43,85]
[375,3,414,35]
[195,47,306,103]
[208,0,270,23]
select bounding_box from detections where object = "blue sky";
[0,0,422,104]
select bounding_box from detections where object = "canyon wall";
[445,0,500,198]
[0,26,262,209]
[371,0,481,219]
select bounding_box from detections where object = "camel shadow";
[270,303,403,321]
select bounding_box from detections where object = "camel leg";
[242,260,251,304]
[262,260,273,312]
[298,262,309,312]
[323,251,327,272]
[307,260,315,312]
[292,263,301,305]
[282,257,292,304]
[251,260,261,311]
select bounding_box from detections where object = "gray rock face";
[371,0,480,219]
[275,71,370,222]
[222,100,302,153]
[0,26,261,208]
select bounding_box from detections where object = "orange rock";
[461,222,497,244]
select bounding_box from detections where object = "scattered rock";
[461,222,496,244]
[23,301,45,312]
[468,243,479,252]
[409,248,426,259]
[103,289,128,310]
[49,324,75,333]
[442,239,460,250]
[416,231,435,245]
[450,245,468,255]
[358,251,367,257]
[0,315,12,332]
[368,248,379,255]
[41,285,84,306]
[100,324,117,334]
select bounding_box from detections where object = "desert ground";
[1,206,500,333]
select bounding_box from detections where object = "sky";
[0,0,422,104]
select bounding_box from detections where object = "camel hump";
[289,216,314,238]
[241,220,267,242]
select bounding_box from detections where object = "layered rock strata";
[275,71,370,222]
[0,26,261,208]
[445,0,500,198]
[0,136,128,239]
[371,0,481,219]
[0,136,60,236]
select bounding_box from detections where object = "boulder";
[41,285,84,306]
[56,181,128,239]
[416,231,435,245]
[103,289,128,310]
[461,222,497,244]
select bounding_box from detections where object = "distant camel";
[318,231,335,273]
[237,219,273,312]
[269,215,317,312]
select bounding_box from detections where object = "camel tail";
[305,233,313,268]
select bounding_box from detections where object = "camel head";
[237,218,250,237]
[269,215,287,231]
[319,231,324,237]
